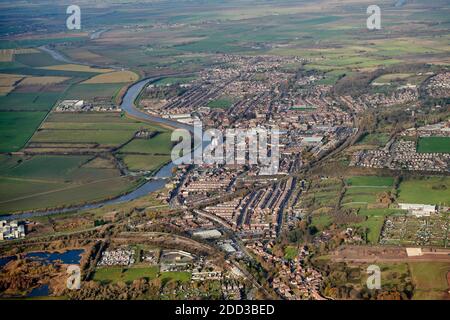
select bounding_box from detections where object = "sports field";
[417,137,450,153]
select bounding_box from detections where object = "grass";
[343,176,394,208]
[284,246,297,260]
[93,266,159,284]
[207,97,234,109]
[160,271,191,283]
[346,176,394,187]
[93,267,191,284]
[417,137,450,153]
[0,175,137,214]
[0,111,47,152]
[310,214,333,231]
[14,52,61,68]
[358,208,405,217]
[0,154,138,214]
[153,76,196,86]
[409,262,449,300]
[62,83,125,100]
[398,177,450,206]
[0,155,90,180]
[351,216,385,244]
[357,133,390,146]
[119,154,171,172]
[359,263,410,289]
[32,113,170,148]
[0,92,61,111]
[119,132,173,155]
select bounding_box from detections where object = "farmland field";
[417,137,450,153]
[82,71,139,84]
[0,92,62,111]
[32,113,169,148]
[0,111,47,152]
[119,154,171,172]
[62,83,126,100]
[119,132,173,155]
[0,154,139,214]
[39,64,113,73]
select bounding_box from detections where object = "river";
[2,78,194,221]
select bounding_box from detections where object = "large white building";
[398,203,437,217]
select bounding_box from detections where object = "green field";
[0,155,90,180]
[119,132,173,154]
[310,214,333,231]
[284,246,298,260]
[32,113,170,148]
[153,76,196,86]
[119,154,171,172]
[93,267,191,284]
[343,176,394,209]
[357,133,390,147]
[358,208,405,217]
[0,154,139,214]
[0,175,137,214]
[93,266,159,284]
[0,92,62,111]
[0,111,47,152]
[14,52,61,68]
[351,216,385,244]
[398,177,450,206]
[207,97,234,109]
[346,176,394,187]
[409,262,450,300]
[417,137,450,153]
[63,83,126,100]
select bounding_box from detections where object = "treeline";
[333,63,434,96]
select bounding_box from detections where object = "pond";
[0,255,16,267]
[27,284,50,298]
[0,249,84,268]
[24,249,84,265]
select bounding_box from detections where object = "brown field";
[0,74,24,86]
[39,64,113,73]
[13,48,39,54]
[83,70,139,84]
[0,48,40,62]
[0,49,13,62]
[65,48,115,65]
[0,86,14,95]
[20,76,70,86]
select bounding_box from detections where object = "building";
[0,220,26,240]
[398,203,437,217]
